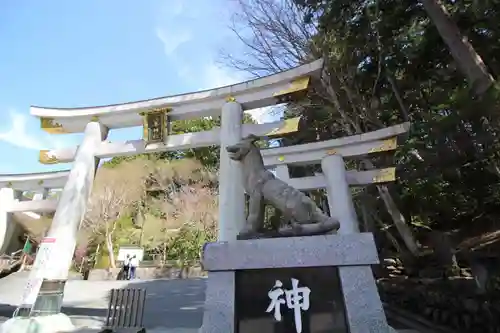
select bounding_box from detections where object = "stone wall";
[87,265,206,281]
[379,277,500,332]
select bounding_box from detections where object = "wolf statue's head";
[226,134,260,161]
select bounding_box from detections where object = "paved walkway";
[0,271,205,332]
[0,272,420,333]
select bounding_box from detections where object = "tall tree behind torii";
[220,0,420,255]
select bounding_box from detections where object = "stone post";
[274,165,290,181]
[218,99,245,241]
[32,188,49,201]
[16,121,108,318]
[14,190,23,201]
[32,193,43,201]
[0,188,14,254]
[321,154,359,234]
[322,154,390,333]
[0,190,23,254]
[32,189,49,217]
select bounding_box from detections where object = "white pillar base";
[0,188,15,254]
[218,101,245,242]
[321,154,360,234]
[19,121,108,312]
[0,313,74,333]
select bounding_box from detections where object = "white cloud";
[153,1,281,124]
[199,63,241,89]
[198,64,281,124]
[155,28,192,57]
[0,110,73,150]
[154,0,194,58]
[169,0,186,16]
[0,111,46,150]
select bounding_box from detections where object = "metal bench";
[103,288,147,332]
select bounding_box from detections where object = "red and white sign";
[41,237,56,243]
[20,237,57,306]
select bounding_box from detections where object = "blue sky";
[0,0,277,174]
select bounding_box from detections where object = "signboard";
[22,239,32,254]
[117,246,144,262]
[20,237,56,306]
[140,108,170,145]
[235,266,348,333]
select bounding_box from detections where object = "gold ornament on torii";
[139,107,172,145]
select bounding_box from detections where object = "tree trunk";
[421,0,494,95]
[462,251,490,294]
[360,201,373,233]
[360,159,420,256]
[385,70,409,122]
[377,184,420,256]
[163,242,168,265]
[359,192,376,233]
[320,64,421,257]
[106,233,116,269]
[374,214,403,255]
[428,231,459,277]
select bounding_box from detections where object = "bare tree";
[221,0,421,255]
[137,159,218,263]
[82,160,148,268]
[144,183,218,264]
[145,158,217,194]
[220,0,318,77]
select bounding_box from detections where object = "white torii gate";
[0,171,68,254]
[1,58,409,332]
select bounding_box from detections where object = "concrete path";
[0,271,420,333]
[0,271,205,332]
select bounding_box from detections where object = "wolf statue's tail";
[277,216,340,237]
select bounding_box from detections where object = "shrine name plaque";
[201,233,390,333]
[235,266,348,333]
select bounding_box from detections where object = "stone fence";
[87,264,206,281]
[379,277,500,331]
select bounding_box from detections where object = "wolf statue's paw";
[237,226,261,240]
[290,222,303,232]
[326,218,341,232]
[240,224,256,234]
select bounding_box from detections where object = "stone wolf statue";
[226,134,340,238]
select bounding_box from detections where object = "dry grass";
[83,159,150,230]
[164,185,218,231]
[145,158,217,191]
[142,184,218,247]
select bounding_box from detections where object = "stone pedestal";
[200,233,391,333]
[0,313,74,333]
[0,188,14,254]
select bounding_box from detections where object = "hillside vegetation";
[77,157,218,269]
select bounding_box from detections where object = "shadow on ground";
[123,278,206,329]
[0,277,206,330]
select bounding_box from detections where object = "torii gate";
[2,59,409,333]
[0,171,68,254]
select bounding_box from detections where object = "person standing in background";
[129,254,139,280]
[123,254,131,280]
